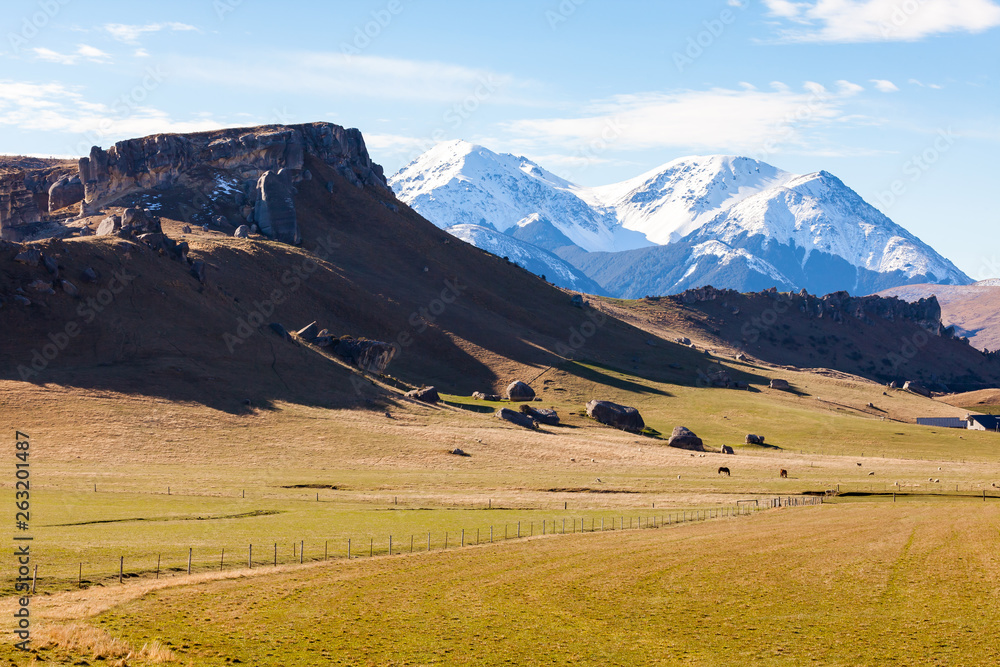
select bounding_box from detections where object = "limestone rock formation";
[496,407,537,429]
[586,400,645,433]
[506,381,535,402]
[519,404,559,425]
[667,426,705,451]
[254,170,299,244]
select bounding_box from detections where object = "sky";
[1,0,998,278]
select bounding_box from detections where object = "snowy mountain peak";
[389,142,970,297]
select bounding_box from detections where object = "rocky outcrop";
[48,175,84,212]
[519,404,559,425]
[0,161,78,239]
[332,338,395,374]
[78,122,388,216]
[254,170,299,244]
[406,386,440,403]
[667,426,704,451]
[586,400,645,432]
[903,380,931,398]
[673,285,944,335]
[769,379,790,390]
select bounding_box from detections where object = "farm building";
[916,417,967,429]
[966,415,1000,431]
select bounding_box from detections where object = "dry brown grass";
[35,622,175,664]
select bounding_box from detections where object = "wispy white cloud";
[498,83,869,160]
[909,78,943,89]
[0,80,220,150]
[167,51,534,105]
[32,44,112,65]
[870,79,899,92]
[103,22,198,44]
[762,0,1000,42]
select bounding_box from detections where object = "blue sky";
[2,0,998,278]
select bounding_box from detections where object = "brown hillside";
[875,282,1000,352]
[1,151,709,413]
[593,288,1000,392]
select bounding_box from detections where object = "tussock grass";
[35,622,175,664]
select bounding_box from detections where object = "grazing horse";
[718,466,730,476]
[779,469,788,478]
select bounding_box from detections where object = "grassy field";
[3,353,1000,664]
[5,498,999,666]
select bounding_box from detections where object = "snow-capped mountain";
[389,142,970,297]
[447,224,606,295]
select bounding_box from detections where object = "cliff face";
[0,161,78,240]
[673,285,944,335]
[78,122,388,214]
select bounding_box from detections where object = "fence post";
[518,522,521,538]
[300,540,304,564]
[32,564,37,593]
[249,544,252,569]
[370,538,373,557]
[79,563,82,588]
[325,541,328,560]
[428,532,432,551]
[490,526,493,543]
[119,556,123,584]
[389,536,392,556]
[348,539,351,559]
[274,543,277,566]
[156,554,160,579]
[221,548,225,571]
[445,532,448,549]
[461,529,465,547]
[188,548,192,575]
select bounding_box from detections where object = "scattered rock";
[735,353,748,361]
[674,337,691,345]
[12,295,30,306]
[42,253,58,276]
[47,175,84,211]
[406,386,440,403]
[59,280,78,297]
[268,322,291,340]
[296,321,320,342]
[667,426,705,452]
[331,338,396,374]
[570,294,584,308]
[96,215,121,236]
[78,226,94,236]
[28,279,54,294]
[769,379,790,390]
[745,434,765,445]
[495,407,537,429]
[80,267,98,283]
[721,445,734,455]
[586,400,645,433]
[472,392,501,401]
[450,448,470,457]
[14,248,41,266]
[903,381,931,398]
[182,225,192,234]
[519,404,559,426]
[189,260,206,283]
[506,380,535,402]
[234,225,250,238]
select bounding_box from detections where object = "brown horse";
[718,467,730,476]
[779,469,788,478]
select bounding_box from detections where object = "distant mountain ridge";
[390,141,970,296]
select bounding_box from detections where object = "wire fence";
[11,496,823,595]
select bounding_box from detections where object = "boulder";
[268,322,291,340]
[12,295,30,306]
[495,408,537,429]
[769,379,790,390]
[42,253,58,276]
[332,338,396,374]
[80,267,98,283]
[450,448,470,457]
[406,386,440,403]
[28,279,54,294]
[745,434,765,445]
[903,381,931,398]
[519,404,560,426]
[707,369,731,388]
[96,215,121,236]
[78,226,94,236]
[586,400,645,433]
[296,321,320,342]
[667,426,705,452]
[47,175,84,212]
[234,225,250,238]
[506,381,535,402]
[472,392,501,401]
[735,353,748,361]
[721,445,735,455]
[14,248,41,266]
[182,225,192,234]
[570,294,584,308]
[254,170,300,244]
[674,337,691,345]
[59,280,78,297]
[189,260,206,283]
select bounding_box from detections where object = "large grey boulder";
[254,170,300,244]
[745,434,765,445]
[903,381,931,398]
[496,408,537,429]
[96,215,121,236]
[506,381,535,402]
[586,400,645,433]
[667,426,705,452]
[769,379,790,390]
[406,386,439,403]
[48,175,84,212]
[332,338,396,374]
[234,225,250,238]
[519,404,559,426]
